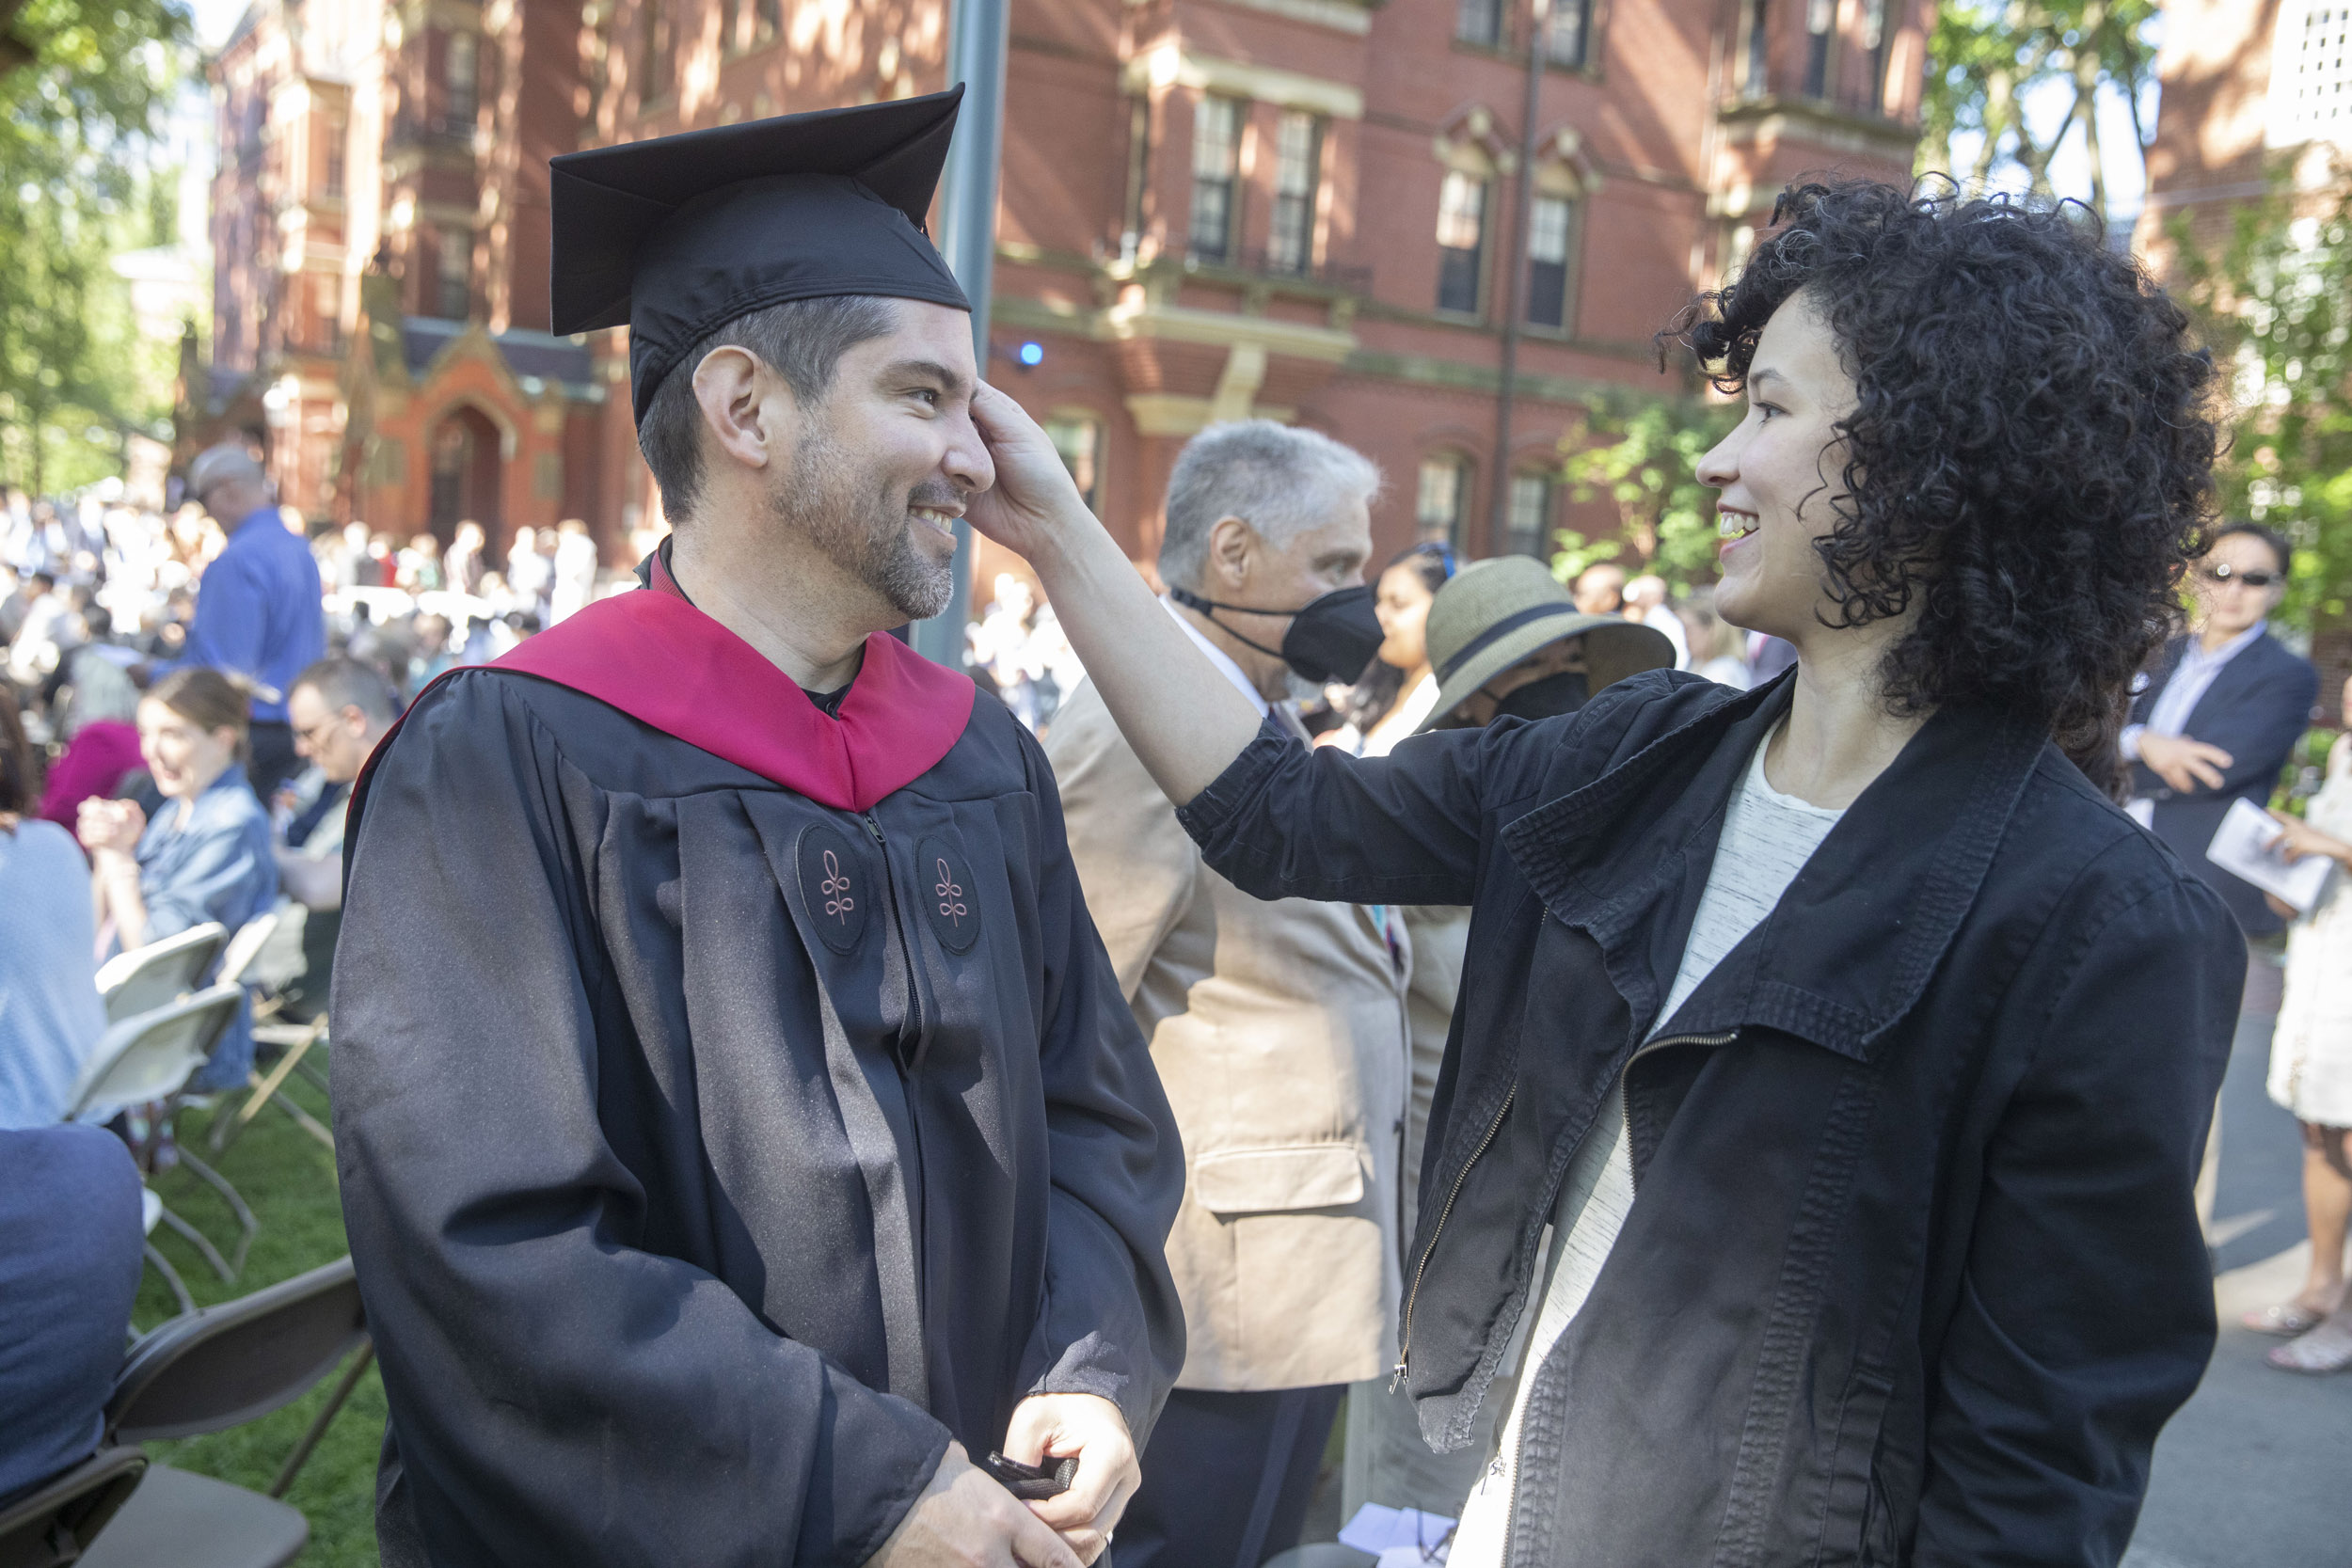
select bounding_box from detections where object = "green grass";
[138,1055,382,1567]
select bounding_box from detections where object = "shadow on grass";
[137,1055,382,1568]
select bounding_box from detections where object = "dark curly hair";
[1663,179,2219,786]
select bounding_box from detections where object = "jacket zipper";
[1392,1084,1514,1391]
[1620,1031,1738,1198]
[1498,1028,1736,1568]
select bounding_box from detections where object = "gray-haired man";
[172,443,325,796]
[1043,420,1407,1568]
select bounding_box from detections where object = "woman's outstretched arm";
[965,382,1262,808]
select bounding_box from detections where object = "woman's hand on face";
[76,798,146,859]
[962,383,1098,570]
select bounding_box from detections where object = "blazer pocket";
[1192,1143,1367,1215]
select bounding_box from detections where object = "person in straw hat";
[1342,556,1672,1526]
[965,178,2242,1565]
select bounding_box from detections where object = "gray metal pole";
[1488,0,1548,560]
[909,0,1009,667]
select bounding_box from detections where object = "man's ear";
[1205,514,1256,590]
[691,345,779,473]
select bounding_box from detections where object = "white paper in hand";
[2206,797,2334,914]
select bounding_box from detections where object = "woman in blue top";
[78,667,277,1092]
[0,689,110,1127]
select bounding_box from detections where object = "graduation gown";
[331,579,1185,1566]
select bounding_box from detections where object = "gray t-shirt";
[1448,729,1844,1562]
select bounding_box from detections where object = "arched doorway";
[427,404,503,547]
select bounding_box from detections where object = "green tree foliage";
[1919,0,2154,223]
[1552,391,1738,591]
[2170,178,2352,631]
[0,0,192,494]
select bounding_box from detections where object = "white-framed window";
[1526,194,1573,329]
[437,228,471,319]
[1860,0,1889,111]
[1044,415,1103,515]
[2270,0,2352,148]
[1803,0,1834,98]
[446,32,478,125]
[1267,110,1322,275]
[1417,454,1471,548]
[1189,96,1243,262]
[1546,0,1591,67]
[1436,170,1487,314]
[1456,0,1502,46]
[1507,471,1553,557]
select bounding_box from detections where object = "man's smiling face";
[768,299,994,622]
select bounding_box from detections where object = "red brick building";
[200,0,1930,573]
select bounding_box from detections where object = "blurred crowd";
[0,444,640,1138]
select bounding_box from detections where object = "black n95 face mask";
[1167,585,1386,686]
[1491,670,1590,722]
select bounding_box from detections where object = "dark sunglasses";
[2201,563,2281,589]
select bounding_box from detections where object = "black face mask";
[1491,670,1590,723]
[1168,585,1386,686]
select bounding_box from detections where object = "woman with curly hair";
[963,178,2243,1564]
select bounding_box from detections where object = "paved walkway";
[2122,990,2352,1568]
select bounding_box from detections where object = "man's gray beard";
[771,425,953,623]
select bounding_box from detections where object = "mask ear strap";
[1168,586,1290,663]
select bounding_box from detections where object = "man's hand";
[1002,1394,1139,1567]
[2138,730,2233,794]
[865,1441,1082,1568]
[962,384,1099,569]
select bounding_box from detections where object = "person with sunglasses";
[2122,520,2320,943]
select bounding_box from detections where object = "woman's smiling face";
[1696,289,1859,648]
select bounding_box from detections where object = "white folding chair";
[68,987,259,1280]
[96,924,229,1023]
[214,911,282,989]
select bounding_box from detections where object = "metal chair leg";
[142,1242,197,1317]
[171,1149,258,1276]
[270,1340,373,1497]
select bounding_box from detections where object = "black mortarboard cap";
[550,86,971,423]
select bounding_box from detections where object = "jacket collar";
[1502,674,2049,1061]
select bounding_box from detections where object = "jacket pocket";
[1192,1143,1366,1215]
[1820,1369,1896,1568]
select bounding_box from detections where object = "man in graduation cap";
[332,87,1184,1568]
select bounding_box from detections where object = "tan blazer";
[1045,679,1410,1391]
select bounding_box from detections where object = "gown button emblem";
[796,824,869,955]
[917,835,982,955]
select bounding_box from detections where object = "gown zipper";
[864,812,924,1045]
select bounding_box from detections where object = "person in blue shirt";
[79,668,278,1093]
[173,443,326,798]
[0,1123,144,1506]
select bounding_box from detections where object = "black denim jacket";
[1179,671,2242,1568]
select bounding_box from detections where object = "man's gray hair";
[187,443,266,497]
[292,656,402,725]
[1159,420,1382,592]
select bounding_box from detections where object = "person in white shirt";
[1620,574,1691,670]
